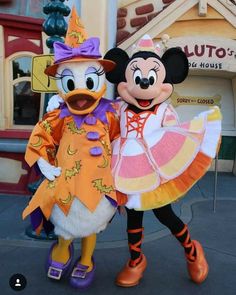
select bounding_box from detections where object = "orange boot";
[186,240,209,284]
[116,228,147,287]
[175,225,209,284]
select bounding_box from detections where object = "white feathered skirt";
[50,196,116,240]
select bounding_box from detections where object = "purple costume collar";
[59,98,116,128]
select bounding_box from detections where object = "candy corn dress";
[112,101,222,211]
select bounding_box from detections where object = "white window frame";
[0,25,5,130]
[4,51,44,130]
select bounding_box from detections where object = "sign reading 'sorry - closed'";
[166,36,236,72]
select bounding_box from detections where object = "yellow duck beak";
[60,84,106,115]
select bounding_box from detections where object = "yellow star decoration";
[65,160,82,180]
[67,121,86,135]
[92,179,114,194]
[42,120,52,134]
[68,31,85,45]
[47,180,56,189]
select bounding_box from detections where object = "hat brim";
[44,57,116,77]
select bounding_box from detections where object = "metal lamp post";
[42,0,71,112]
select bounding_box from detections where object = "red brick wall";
[116,0,176,45]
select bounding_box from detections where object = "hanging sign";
[171,92,221,107]
[167,36,236,73]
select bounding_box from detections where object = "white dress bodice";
[119,102,168,139]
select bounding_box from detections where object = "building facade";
[0,0,48,194]
[116,0,236,173]
[0,0,235,195]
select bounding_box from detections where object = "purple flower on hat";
[54,37,102,63]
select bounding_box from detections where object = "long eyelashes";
[94,66,105,76]
[151,65,160,73]
[54,73,72,80]
[130,64,139,72]
[130,64,160,73]
[54,66,104,81]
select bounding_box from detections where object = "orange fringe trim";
[140,151,212,210]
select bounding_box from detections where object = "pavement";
[0,171,236,295]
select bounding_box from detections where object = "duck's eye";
[148,69,157,85]
[85,72,99,91]
[133,69,142,85]
[61,69,75,93]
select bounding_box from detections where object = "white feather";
[50,197,116,240]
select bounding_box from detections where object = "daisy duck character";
[103,35,222,287]
[22,11,121,290]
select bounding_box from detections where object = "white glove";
[46,94,64,112]
[37,157,61,181]
[125,194,141,210]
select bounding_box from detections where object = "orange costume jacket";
[23,100,120,222]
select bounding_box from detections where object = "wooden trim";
[13,77,31,85]
[4,28,43,57]
[155,19,236,40]
[179,5,225,21]
[5,39,42,57]
[0,13,43,31]
[208,0,236,27]
[0,129,31,139]
[0,25,5,130]
[199,0,207,16]
[218,0,236,15]
[118,0,139,8]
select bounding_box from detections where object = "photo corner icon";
[9,274,27,291]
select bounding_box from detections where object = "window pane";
[12,57,32,79]
[13,81,41,125]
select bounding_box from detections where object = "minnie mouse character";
[104,35,222,287]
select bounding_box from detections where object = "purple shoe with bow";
[46,241,74,281]
[69,257,96,289]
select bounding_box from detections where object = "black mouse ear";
[104,48,130,84]
[162,47,189,84]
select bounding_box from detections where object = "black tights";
[126,204,194,261]
[127,204,184,233]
